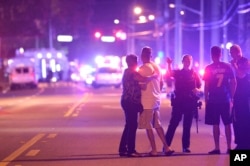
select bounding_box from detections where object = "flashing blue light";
[158,51,164,58]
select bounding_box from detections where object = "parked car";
[86,67,122,89]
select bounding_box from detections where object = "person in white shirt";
[138,46,174,156]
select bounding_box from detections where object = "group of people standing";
[118,44,250,157]
[204,45,250,154]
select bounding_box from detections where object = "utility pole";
[0,38,3,82]
[155,0,162,56]
[174,0,182,68]
[49,20,53,49]
[211,1,220,54]
[222,0,228,62]
[238,0,245,49]
[200,0,204,67]
[164,0,170,58]
[127,4,135,54]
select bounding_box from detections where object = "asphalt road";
[0,82,234,166]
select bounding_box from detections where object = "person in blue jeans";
[119,54,155,157]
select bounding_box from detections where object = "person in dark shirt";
[229,44,246,147]
[203,46,236,154]
[119,54,155,157]
[232,57,250,150]
[165,54,202,153]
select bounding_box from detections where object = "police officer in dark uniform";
[232,57,250,150]
[165,55,202,153]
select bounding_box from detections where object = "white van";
[9,66,38,90]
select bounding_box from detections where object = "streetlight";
[126,6,156,54]
[170,0,204,68]
[134,6,142,15]
[126,6,144,54]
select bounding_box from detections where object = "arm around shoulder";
[134,72,156,82]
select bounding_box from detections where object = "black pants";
[233,103,250,149]
[119,100,141,154]
[165,102,194,149]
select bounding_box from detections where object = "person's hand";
[231,61,238,69]
[166,57,172,64]
[192,88,201,96]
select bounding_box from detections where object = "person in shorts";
[119,54,156,157]
[203,46,236,154]
[138,46,174,156]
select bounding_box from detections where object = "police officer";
[165,55,202,153]
[229,45,250,150]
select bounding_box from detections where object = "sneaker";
[208,149,221,154]
[183,148,191,153]
[165,150,175,156]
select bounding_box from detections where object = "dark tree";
[0,0,95,58]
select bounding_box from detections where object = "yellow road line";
[25,149,40,156]
[64,93,90,117]
[0,133,45,166]
[64,102,81,117]
[47,133,57,139]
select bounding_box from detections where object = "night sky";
[91,0,158,27]
[88,0,202,58]
[83,0,249,64]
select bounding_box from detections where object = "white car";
[9,66,38,90]
[89,67,122,88]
